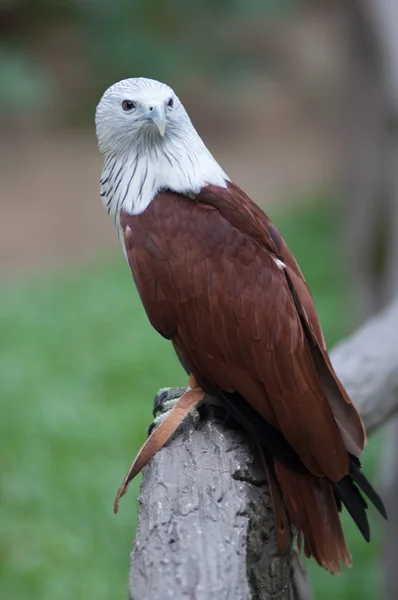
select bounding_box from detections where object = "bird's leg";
[153,386,188,415]
[148,375,218,434]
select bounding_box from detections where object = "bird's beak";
[148,104,166,137]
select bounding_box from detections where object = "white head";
[96,78,187,153]
[95,77,228,218]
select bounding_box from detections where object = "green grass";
[0,198,384,599]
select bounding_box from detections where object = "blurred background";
[1,0,397,598]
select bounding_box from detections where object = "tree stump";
[129,407,313,600]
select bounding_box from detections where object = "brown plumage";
[119,181,386,573]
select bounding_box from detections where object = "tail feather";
[349,457,387,519]
[274,460,352,573]
[332,476,370,542]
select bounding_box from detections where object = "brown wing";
[198,183,366,458]
[120,186,358,481]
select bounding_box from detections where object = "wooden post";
[129,407,313,600]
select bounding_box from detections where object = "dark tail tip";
[333,458,387,543]
[350,459,387,520]
[333,476,370,541]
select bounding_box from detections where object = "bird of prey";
[95,77,386,573]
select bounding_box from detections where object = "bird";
[95,77,386,573]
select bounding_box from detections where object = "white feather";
[273,258,286,270]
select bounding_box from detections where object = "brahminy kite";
[95,77,386,573]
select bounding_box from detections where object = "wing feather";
[198,183,366,458]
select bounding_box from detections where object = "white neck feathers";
[100,132,229,219]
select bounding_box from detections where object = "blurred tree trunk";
[333,0,398,325]
[372,0,398,305]
[331,2,398,598]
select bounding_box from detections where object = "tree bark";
[129,407,313,600]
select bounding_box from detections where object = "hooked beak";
[148,104,166,137]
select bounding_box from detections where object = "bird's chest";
[120,193,205,267]
[120,192,230,266]
[119,193,268,308]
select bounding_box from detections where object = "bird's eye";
[167,97,174,108]
[122,100,136,112]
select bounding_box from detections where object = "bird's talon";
[147,422,156,437]
[147,413,168,437]
[149,387,189,434]
[152,386,188,417]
